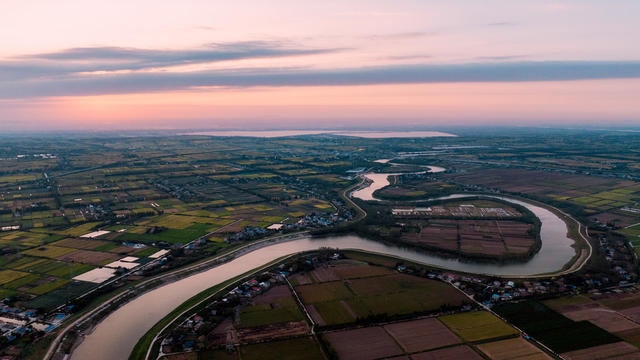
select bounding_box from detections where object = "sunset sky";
[2,0,640,131]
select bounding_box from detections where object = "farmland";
[295,262,470,326]
[2,130,640,360]
[155,255,555,360]
[439,310,518,342]
[494,300,623,354]
[0,136,362,317]
[442,167,640,217]
[398,219,538,259]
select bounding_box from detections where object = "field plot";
[439,311,518,342]
[238,337,324,360]
[494,300,621,354]
[0,231,62,250]
[308,266,339,283]
[444,168,640,213]
[590,211,640,227]
[57,250,118,266]
[296,270,470,326]
[25,281,96,309]
[545,292,640,348]
[561,304,640,333]
[332,263,393,279]
[400,219,536,257]
[411,345,483,360]
[477,337,551,360]
[324,327,403,360]
[402,220,459,251]
[297,281,353,304]
[307,262,394,283]
[239,285,304,329]
[0,270,29,286]
[561,341,640,360]
[384,317,461,353]
[50,238,110,250]
[23,245,77,259]
[27,260,93,277]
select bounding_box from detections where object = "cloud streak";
[2,46,640,98]
[365,31,438,40]
[0,42,343,81]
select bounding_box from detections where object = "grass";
[45,263,94,278]
[29,278,69,295]
[56,222,101,237]
[342,251,397,267]
[296,271,469,325]
[3,273,43,289]
[543,295,592,308]
[0,173,38,183]
[313,301,355,325]
[116,226,208,245]
[239,299,304,328]
[25,281,97,310]
[6,256,48,270]
[134,247,159,257]
[297,282,353,303]
[439,311,518,342]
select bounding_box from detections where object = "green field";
[23,245,77,259]
[0,269,29,286]
[296,270,469,326]
[239,300,304,328]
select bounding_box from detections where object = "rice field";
[439,311,518,342]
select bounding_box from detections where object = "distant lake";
[181,130,457,138]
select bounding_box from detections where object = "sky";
[1,0,640,131]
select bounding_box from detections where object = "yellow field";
[439,311,518,342]
[23,245,77,259]
[0,269,29,285]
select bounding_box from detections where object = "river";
[350,167,445,201]
[71,171,577,360]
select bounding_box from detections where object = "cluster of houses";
[160,270,288,355]
[0,304,35,340]
[0,303,67,343]
[227,211,351,242]
[595,233,636,283]
[223,272,286,303]
[396,264,584,307]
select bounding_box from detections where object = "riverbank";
[57,183,592,360]
[43,231,311,360]
[350,172,591,278]
[136,248,570,360]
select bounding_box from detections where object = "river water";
[71,170,576,360]
[350,167,445,201]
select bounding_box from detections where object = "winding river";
[350,166,446,201]
[71,170,577,360]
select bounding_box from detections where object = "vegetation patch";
[439,311,518,342]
